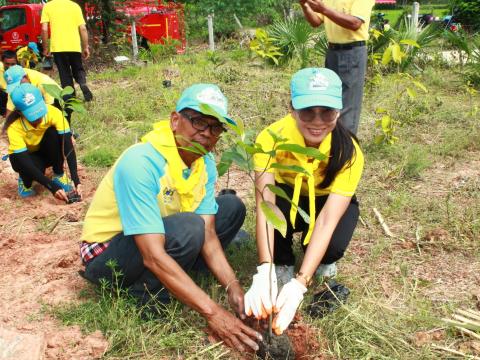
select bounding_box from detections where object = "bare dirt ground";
[0,138,108,359]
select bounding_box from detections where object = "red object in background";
[0,2,43,52]
[0,0,186,54]
[375,0,396,4]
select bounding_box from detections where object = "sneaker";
[18,177,36,197]
[315,262,338,279]
[80,85,93,102]
[307,279,350,318]
[275,264,294,290]
[52,173,73,192]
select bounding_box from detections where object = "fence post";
[131,20,138,59]
[208,13,215,51]
[412,2,420,29]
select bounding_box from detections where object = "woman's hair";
[318,120,358,189]
[2,110,22,134]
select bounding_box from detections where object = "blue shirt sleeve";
[194,154,219,215]
[113,144,166,236]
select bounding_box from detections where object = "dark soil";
[257,332,295,360]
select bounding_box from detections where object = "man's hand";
[305,0,327,13]
[227,281,246,320]
[43,49,51,57]
[244,263,278,319]
[54,189,68,202]
[82,46,90,60]
[206,305,262,352]
[272,278,307,335]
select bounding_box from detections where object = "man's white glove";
[244,263,278,319]
[273,278,307,335]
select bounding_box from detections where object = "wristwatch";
[295,271,312,287]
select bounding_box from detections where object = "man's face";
[3,57,17,70]
[171,109,225,153]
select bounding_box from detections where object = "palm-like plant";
[268,16,326,67]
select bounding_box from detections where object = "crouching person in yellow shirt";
[3,83,80,201]
[244,68,364,335]
[80,84,262,352]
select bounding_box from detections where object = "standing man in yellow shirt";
[300,0,375,135]
[40,0,93,102]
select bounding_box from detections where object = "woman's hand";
[272,278,307,335]
[244,263,278,319]
[75,184,83,200]
[54,189,68,202]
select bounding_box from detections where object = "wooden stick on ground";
[373,207,394,237]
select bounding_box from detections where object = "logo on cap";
[196,88,227,112]
[309,72,329,91]
[23,93,36,106]
[5,74,13,84]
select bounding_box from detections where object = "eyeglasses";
[180,112,226,137]
[296,107,338,124]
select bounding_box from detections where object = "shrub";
[450,0,480,32]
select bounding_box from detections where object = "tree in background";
[450,0,480,32]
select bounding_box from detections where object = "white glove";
[273,278,307,335]
[244,263,278,319]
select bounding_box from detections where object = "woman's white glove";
[273,278,307,335]
[244,263,278,319]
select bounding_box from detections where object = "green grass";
[54,41,480,359]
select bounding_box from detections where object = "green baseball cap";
[176,84,236,125]
[291,68,343,110]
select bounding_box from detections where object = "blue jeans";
[83,194,246,306]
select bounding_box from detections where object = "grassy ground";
[52,45,480,359]
[374,6,450,26]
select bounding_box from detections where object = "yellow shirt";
[318,0,375,43]
[82,121,214,244]
[6,69,59,111]
[40,0,85,53]
[0,62,5,91]
[17,46,39,68]
[254,115,364,244]
[7,104,70,154]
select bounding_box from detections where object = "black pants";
[273,183,359,266]
[53,52,87,89]
[0,90,8,117]
[9,127,63,188]
[84,194,246,306]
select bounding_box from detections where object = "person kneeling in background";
[3,83,81,202]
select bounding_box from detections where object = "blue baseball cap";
[11,83,47,122]
[175,84,236,125]
[28,42,40,56]
[291,68,343,110]
[4,65,27,93]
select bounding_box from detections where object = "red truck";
[0,0,185,53]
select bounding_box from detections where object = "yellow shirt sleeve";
[351,0,375,22]
[40,4,50,24]
[48,105,70,134]
[7,121,28,154]
[253,127,277,173]
[75,5,86,27]
[6,95,14,111]
[329,140,364,196]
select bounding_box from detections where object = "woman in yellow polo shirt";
[3,83,80,201]
[244,68,364,335]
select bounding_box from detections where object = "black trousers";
[273,183,359,266]
[52,52,87,89]
[0,90,8,117]
[9,127,64,188]
[84,194,246,306]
